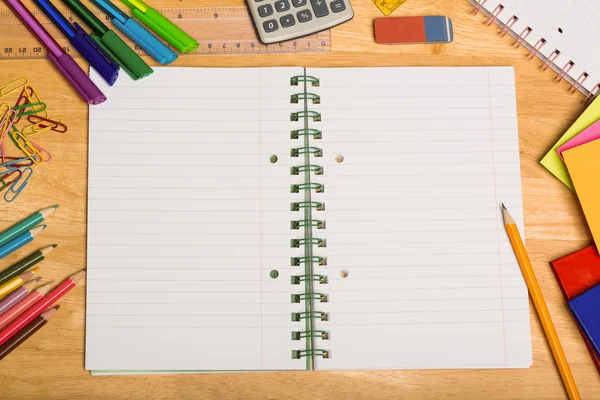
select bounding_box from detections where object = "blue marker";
[91,0,178,64]
[0,225,46,260]
[33,0,120,85]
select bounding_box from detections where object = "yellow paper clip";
[29,139,52,163]
[0,78,28,100]
[4,166,32,202]
[10,126,45,164]
[0,109,17,146]
[14,85,48,120]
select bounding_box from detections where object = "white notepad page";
[474,0,600,93]
[309,67,532,369]
[86,67,309,371]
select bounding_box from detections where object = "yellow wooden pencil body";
[0,268,40,299]
[502,206,580,400]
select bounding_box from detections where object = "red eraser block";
[374,16,453,44]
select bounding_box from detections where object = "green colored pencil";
[0,245,57,286]
[0,206,58,247]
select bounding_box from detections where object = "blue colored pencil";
[0,225,46,259]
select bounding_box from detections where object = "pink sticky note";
[557,120,600,158]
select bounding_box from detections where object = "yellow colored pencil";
[0,268,40,300]
[502,204,580,400]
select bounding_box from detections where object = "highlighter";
[59,0,153,80]
[33,0,119,85]
[91,0,177,64]
[120,0,199,53]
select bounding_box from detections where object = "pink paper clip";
[4,167,32,202]
[29,139,52,163]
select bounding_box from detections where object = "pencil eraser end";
[374,16,453,44]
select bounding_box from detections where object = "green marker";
[59,0,153,80]
[120,0,199,53]
[0,205,58,248]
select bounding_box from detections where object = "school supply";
[0,268,39,299]
[502,205,580,400]
[0,305,58,361]
[0,7,331,58]
[0,270,83,346]
[0,279,39,316]
[540,92,600,190]
[0,245,55,285]
[247,0,353,44]
[33,0,120,86]
[0,226,45,260]
[120,0,197,52]
[0,281,53,330]
[2,0,106,104]
[562,139,600,248]
[90,0,176,64]
[374,16,453,44]
[59,0,153,80]
[557,120,600,158]
[373,0,408,16]
[550,246,600,374]
[470,0,600,99]
[86,66,532,373]
[0,206,57,248]
[569,285,600,358]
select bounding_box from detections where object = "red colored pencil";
[0,281,53,330]
[0,270,84,346]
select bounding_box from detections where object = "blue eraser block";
[113,18,178,65]
[568,284,600,357]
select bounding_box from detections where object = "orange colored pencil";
[0,281,53,330]
[0,268,40,299]
[502,204,580,400]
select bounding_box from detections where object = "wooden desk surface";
[1,0,599,398]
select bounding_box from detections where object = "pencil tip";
[52,205,59,209]
[51,244,57,248]
[501,203,506,210]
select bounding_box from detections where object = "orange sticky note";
[563,138,600,247]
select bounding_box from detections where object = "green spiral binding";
[291,147,322,157]
[291,201,325,211]
[291,110,321,122]
[291,165,323,175]
[292,330,329,340]
[291,182,324,193]
[291,128,322,139]
[292,349,329,359]
[291,293,328,303]
[291,93,321,104]
[291,238,326,248]
[290,219,326,230]
[290,75,320,86]
[291,311,329,321]
[291,256,327,266]
[291,274,328,285]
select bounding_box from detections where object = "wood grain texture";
[0,0,599,398]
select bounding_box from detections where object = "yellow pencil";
[502,204,580,400]
[0,268,40,299]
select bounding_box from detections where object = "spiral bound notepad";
[86,66,532,373]
[470,0,600,100]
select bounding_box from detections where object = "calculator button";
[263,19,279,33]
[280,14,296,27]
[275,0,291,12]
[310,0,329,18]
[258,4,273,17]
[292,0,307,7]
[297,9,313,23]
[330,0,346,12]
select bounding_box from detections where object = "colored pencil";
[0,305,59,361]
[0,225,46,260]
[0,205,58,247]
[0,245,56,285]
[0,279,40,317]
[0,281,53,330]
[502,204,580,400]
[0,270,84,346]
[0,268,40,299]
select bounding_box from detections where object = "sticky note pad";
[374,16,453,44]
[563,139,600,247]
[557,120,600,158]
[569,285,600,357]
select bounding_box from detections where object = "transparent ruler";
[0,6,331,59]
[372,0,408,16]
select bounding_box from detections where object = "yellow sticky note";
[563,139,600,246]
[540,96,600,190]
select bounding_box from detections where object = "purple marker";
[3,0,107,105]
[0,279,40,317]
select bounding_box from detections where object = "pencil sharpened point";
[501,203,506,210]
[52,205,59,209]
[51,244,57,248]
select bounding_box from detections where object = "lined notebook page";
[86,67,308,371]
[475,0,600,93]
[309,67,532,369]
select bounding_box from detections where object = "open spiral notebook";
[85,66,531,374]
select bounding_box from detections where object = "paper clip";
[23,115,67,136]
[1,168,22,186]
[12,101,47,123]
[10,126,45,164]
[0,103,9,118]
[0,157,32,175]
[28,139,52,163]
[0,78,28,100]
[13,85,48,123]
[4,167,32,202]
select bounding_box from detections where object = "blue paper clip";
[0,157,31,175]
[4,166,33,202]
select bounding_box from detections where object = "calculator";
[248,0,354,44]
